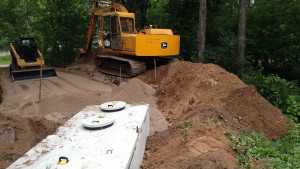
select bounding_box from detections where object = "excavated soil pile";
[139,61,289,169]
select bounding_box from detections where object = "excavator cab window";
[103,16,111,48]
[101,15,123,49]
[120,17,134,33]
[111,16,118,34]
[110,15,123,49]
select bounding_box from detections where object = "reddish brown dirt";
[139,61,288,169]
[0,113,58,167]
[0,61,290,169]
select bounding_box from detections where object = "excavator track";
[95,55,146,77]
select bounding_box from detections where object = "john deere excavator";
[80,1,180,77]
[9,38,57,82]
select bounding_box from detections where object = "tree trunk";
[24,2,31,36]
[198,0,207,63]
[139,0,149,29]
[238,0,247,77]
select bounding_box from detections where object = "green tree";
[198,0,207,62]
[205,0,240,73]
[0,0,28,49]
[146,0,169,28]
[33,0,90,66]
[116,0,151,29]
[238,0,247,77]
[166,0,199,61]
[247,0,300,82]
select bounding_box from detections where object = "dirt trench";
[0,65,167,168]
[0,61,289,169]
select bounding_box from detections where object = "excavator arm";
[79,1,128,56]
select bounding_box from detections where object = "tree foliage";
[243,70,300,123]
[0,0,90,66]
[247,0,300,82]
[0,0,27,49]
[115,0,150,29]
[33,0,90,66]
[165,0,199,61]
[154,0,300,83]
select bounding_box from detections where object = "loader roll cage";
[15,38,39,62]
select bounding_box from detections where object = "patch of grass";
[178,120,193,142]
[226,125,300,169]
[207,117,222,126]
[243,70,300,123]
[0,55,12,64]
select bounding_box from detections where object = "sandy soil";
[0,61,290,169]
[0,65,168,168]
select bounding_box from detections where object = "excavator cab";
[100,13,135,50]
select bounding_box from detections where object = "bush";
[286,95,300,123]
[206,30,240,74]
[243,70,300,123]
[226,126,300,169]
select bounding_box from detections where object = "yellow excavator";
[80,0,180,77]
[9,38,57,82]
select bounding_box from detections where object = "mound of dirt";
[139,61,289,169]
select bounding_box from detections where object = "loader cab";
[15,38,38,62]
[100,12,135,50]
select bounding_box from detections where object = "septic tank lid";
[100,101,126,112]
[82,115,115,129]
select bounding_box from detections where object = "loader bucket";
[11,67,57,82]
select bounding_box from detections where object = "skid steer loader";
[9,38,57,82]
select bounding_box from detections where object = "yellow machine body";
[9,38,57,81]
[80,1,180,77]
[9,43,45,68]
[100,33,180,56]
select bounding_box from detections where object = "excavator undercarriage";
[95,55,146,77]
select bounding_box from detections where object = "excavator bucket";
[11,67,57,82]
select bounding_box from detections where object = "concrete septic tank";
[8,103,149,169]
